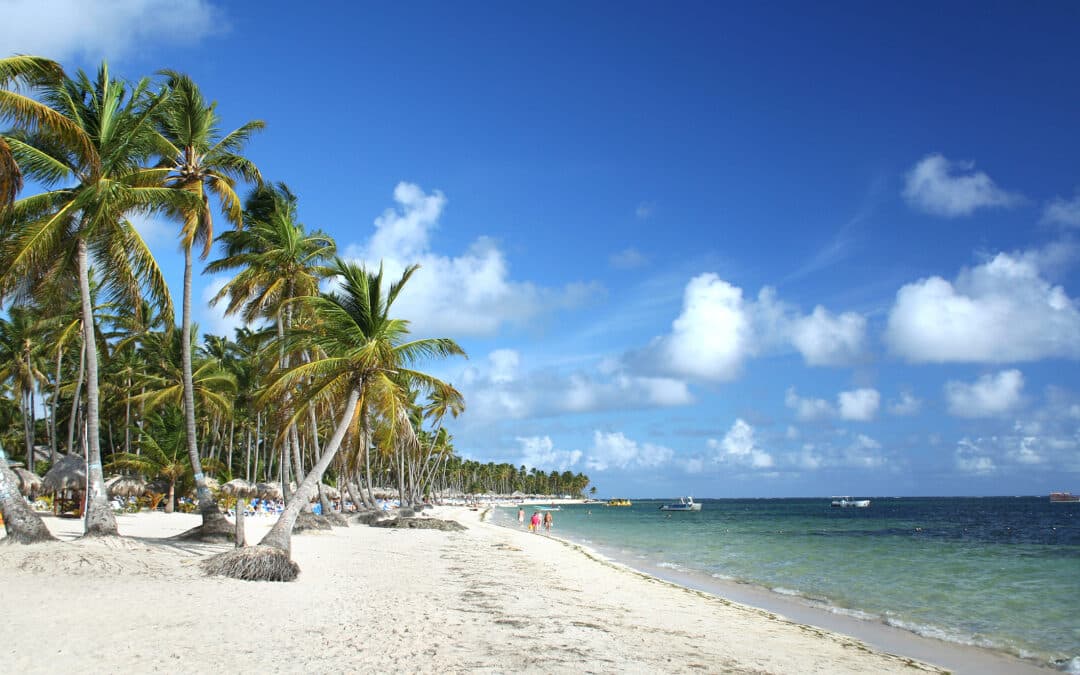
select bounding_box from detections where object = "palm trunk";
[67,338,85,455]
[76,237,116,536]
[165,480,175,513]
[260,387,360,553]
[181,243,228,530]
[0,441,55,543]
[50,346,63,465]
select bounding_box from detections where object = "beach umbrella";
[205,476,221,493]
[41,454,86,493]
[13,467,42,497]
[256,482,282,500]
[106,475,146,499]
[145,477,170,495]
[221,478,258,499]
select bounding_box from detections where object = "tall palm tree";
[0,63,190,536]
[203,259,465,581]
[206,183,334,498]
[0,305,47,469]
[157,71,263,540]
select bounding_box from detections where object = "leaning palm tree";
[203,259,466,581]
[157,71,263,540]
[0,439,55,543]
[0,63,191,536]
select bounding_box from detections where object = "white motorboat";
[831,496,870,508]
[659,496,702,511]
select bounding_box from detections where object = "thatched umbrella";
[256,482,282,500]
[13,467,42,498]
[41,454,86,493]
[222,479,258,548]
[106,475,146,499]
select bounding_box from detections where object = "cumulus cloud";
[842,434,887,468]
[785,387,879,422]
[460,350,694,424]
[785,387,834,421]
[515,436,582,471]
[1041,191,1080,228]
[903,153,1021,217]
[641,275,866,381]
[609,247,648,270]
[886,250,1080,363]
[0,0,225,61]
[838,388,880,421]
[586,431,673,472]
[790,306,866,366]
[944,370,1025,418]
[955,439,996,475]
[346,182,601,336]
[707,419,774,468]
[888,391,922,416]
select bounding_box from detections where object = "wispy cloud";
[0,0,227,62]
[903,153,1022,217]
[609,247,648,270]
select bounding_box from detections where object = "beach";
[0,508,1049,674]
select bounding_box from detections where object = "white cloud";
[886,250,1080,363]
[843,434,886,468]
[635,201,655,219]
[888,391,922,416]
[0,0,225,62]
[487,349,520,385]
[200,275,246,338]
[643,275,866,381]
[609,248,648,270]
[128,213,175,250]
[838,388,880,421]
[955,439,996,475]
[346,182,600,336]
[944,369,1025,418]
[707,419,774,468]
[790,306,866,366]
[903,153,1021,217]
[785,387,834,421]
[586,431,673,472]
[515,436,582,472]
[460,350,694,423]
[1041,191,1080,228]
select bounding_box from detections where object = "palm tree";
[0,439,55,543]
[203,259,466,581]
[0,55,88,208]
[0,62,190,536]
[0,305,47,469]
[157,71,263,540]
[206,183,334,499]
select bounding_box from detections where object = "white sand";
[0,508,1036,673]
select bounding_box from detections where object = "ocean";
[494,497,1079,672]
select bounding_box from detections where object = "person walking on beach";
[543,511,553,532]
[518,506,525,527]
[530,511,541,533]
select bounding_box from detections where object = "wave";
[656,561,685,571]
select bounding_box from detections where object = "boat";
[535,505,561,511]
[659,496,702,511]
[606,498,632,507]
[831,496,871,508]
[1050,491,1080,503]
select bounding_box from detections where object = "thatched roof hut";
[13,467,42,497]
[106,475,146,498]
[41,454,86,493]
[256,482,282,500]
[222,478,258,499]
[146,477,170,495]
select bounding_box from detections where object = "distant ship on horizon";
[1049,491,1079,503]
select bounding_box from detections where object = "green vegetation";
[0,56,589,555]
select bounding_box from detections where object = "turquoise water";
[496,498,1080,671]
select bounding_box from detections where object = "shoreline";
[484,506,1054,675]
[0,508,1049,673]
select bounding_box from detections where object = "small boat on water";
[1050,491,1080,503]
[831,496,871,508]
[606,498,632,507]
[536,505,561,511]
[659,496,702,511]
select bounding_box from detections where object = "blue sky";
[5,1,1080,497]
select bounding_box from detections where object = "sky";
[4,1,1080,497]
